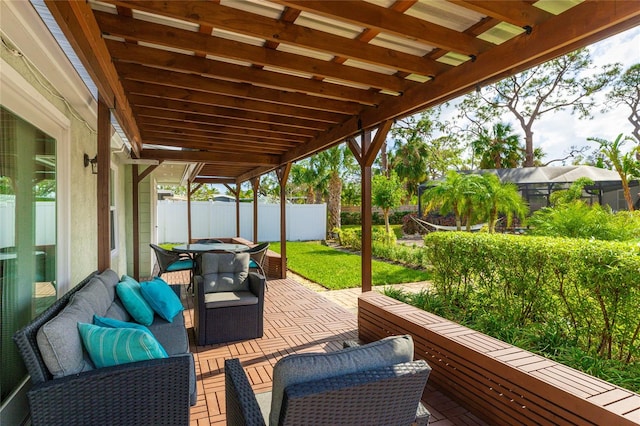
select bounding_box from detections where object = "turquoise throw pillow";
[78,323,168,368]
[93,315,152,334]
[140,277,184,322]
[116,275,155,326]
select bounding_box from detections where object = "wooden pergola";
[45,0,640,287]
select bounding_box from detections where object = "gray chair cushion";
[200,252,250,292]
[36,296,96,378]
[204,291,258,309]
[269,334,414,425]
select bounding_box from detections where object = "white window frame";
[110,165,118,256]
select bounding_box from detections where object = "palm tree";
[423,170,467,230]
[478,174,528,233]
[471,122,524,169]
[291,159,319,204]
[315,144,357,231]
[458,174,486,231]
[390,137,429,201]
[588,134,639,211]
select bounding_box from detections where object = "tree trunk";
[384,208,390,235]
[622,176,635,211]
[328,172,342,231]
[524,130,534,167]
[380,141,389,177]
[306,187,315,204]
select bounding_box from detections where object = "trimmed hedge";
[340,210,407,226]
[422,232,640,364]
[335,228,430,270]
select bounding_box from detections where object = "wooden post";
[276,163,292,279]
[251,177,260,243]
[133,164,139,280]
[187,180,192,243]
[97,95,111,271]
[235,184,240,237]
[347,120,393,292]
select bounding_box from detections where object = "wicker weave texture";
[225,358,431,426]
[225,358,267,426]
[13,272,192,426]
[28,356,191,426]
[194,265,265,345]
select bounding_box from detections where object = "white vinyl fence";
[0,199,56,248]
[157,201,326,243]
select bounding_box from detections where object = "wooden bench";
[358,292,640,426]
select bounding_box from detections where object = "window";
[0,106,57,401]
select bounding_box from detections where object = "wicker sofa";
[13,269,196,426]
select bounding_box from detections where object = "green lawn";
[270,241,430,290]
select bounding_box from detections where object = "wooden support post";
[97,95,111,272]
[347,120,393,292]
[187,181,192,243]
[276,163,292,279]
[251,177,260,243]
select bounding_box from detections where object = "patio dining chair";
[225,334,431,426]
[150,244,195,285]
[246,242,270,277]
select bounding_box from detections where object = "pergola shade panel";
[43,0,640,184]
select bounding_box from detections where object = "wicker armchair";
[225,335,431,426]
[193,252,265,345]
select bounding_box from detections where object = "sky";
[442,26,640,165]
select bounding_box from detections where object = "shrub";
[527,202,640,241]
[422,232,640,365]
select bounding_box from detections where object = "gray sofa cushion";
[147,313,189,356]
[94,268,120,301]
[200,252,249,292]
[105,298,131,321]
[204,291,258,309]
[72,278,112,318]
[269,334,414,425]
[36,296,96,378]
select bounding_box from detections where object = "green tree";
[372,171,406,236]
[549,177,594,206]
[588,133,639,211]
[290,158,320,204]
[459,49,620,166]
[606,63,640,143]
[471,122,524,168]
[422,170,468,230]
[315,144,357,231]
[478,174,528,233]
[389,109,466,199]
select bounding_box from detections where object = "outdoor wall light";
[84,153,98,174]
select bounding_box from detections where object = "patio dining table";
[172,243,249,254]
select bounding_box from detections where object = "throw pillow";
[116,275,155,326]
[269,334,414,425]
[140,277,184,322]
[93,315,152,334]
[78,323,168,368]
